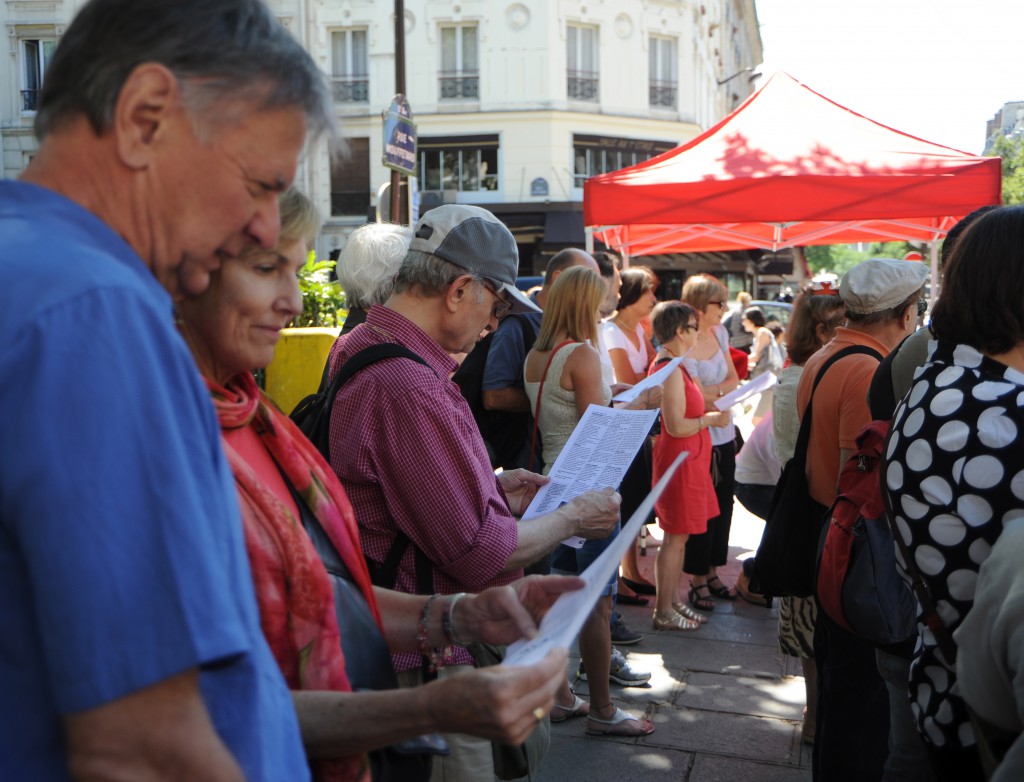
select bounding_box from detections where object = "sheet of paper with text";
[503,449,687,668]
[611,356,682,404]
[714,371,776,411]
[520,404,660,547]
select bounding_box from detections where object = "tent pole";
[929,240,939,307]
[585,226,594,253]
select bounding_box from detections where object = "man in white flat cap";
[324,204,621,782]
[796,257,929,782]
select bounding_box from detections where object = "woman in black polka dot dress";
[884,205,1024,781]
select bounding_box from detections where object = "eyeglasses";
[917,299,928,318]
[481,281,512,320]
[708,300,727,309]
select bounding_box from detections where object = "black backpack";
[451,313,539,469]
[290,342,428,462]
[289,341,436,591]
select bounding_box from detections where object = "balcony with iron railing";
[649,80,677,109]
[439,71,479,100]
[331,76,369,104]
[567,70,599,101]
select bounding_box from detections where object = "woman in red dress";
[649,302,731,630]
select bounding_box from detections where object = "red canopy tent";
[584,73,1001,258]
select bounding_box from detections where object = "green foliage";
[805,241,915,277]
[295,250,347,328]
[989,134,1024,205]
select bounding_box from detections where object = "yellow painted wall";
[264,327,340,414]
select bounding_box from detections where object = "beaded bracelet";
[416,594,442,672]
[417,593,456,672]
[443,592,469,646]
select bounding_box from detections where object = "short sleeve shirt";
[602,320,648,378]
[0,183,307,780]
[885,340,1024,750]
[797,328,888,506]
[481,304,542,392]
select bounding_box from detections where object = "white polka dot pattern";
[884,341,1024,749]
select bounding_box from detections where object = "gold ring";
[532,706,545,722]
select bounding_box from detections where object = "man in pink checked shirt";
[326,204,620,782]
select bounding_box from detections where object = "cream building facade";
[2,0,762,276]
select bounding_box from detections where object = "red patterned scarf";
[208,371,378,782]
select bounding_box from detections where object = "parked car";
[748,300,792,328]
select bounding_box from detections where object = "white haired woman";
[336,222,413,334]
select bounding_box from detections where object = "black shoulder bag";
[751,345,882,598]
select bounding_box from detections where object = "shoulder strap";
[791,345,884,463]
[336,342,430,388]
[527,340,578,472]
[328,343,434,593]
[712,323,729,355]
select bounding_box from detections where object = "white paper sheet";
[502,450,688,667]
[713,371,777,411]
[610,356,683,403]
[520,404,660,547]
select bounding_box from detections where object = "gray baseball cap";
[409,204,541,314]
[840,258,929,314]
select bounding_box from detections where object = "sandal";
[616,579,650,606]
[672,602,709,624]
[550,693,590,723]
[585,705,655,737]
[706,575,738,600]
[652,609,700,631]
[735,571,772,608]
[688,582,715,612]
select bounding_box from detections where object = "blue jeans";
[552,520,620,597]
[876,649,936,782]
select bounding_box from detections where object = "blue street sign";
[383,94,417,174]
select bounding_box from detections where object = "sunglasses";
[481,281,512,320]
[708,300,727,309]
[917,299,928,318]
[683,322,699,333]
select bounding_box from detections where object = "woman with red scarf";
[177,189,576,782]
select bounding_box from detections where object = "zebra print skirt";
[778,595,816,658]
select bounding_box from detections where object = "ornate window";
[20,37,56,112]
[567,24,598,101]
[439,25,479,100]
[330,29,368,103]
[649,36,678,109]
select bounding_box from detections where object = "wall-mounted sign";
[530,177,549,197]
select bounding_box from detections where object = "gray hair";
[336,223,413,308]
[34,0,333,141]
[393,249,483,297]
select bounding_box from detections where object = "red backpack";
[814,419,916,645]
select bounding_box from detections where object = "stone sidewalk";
[521,501,813,782]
